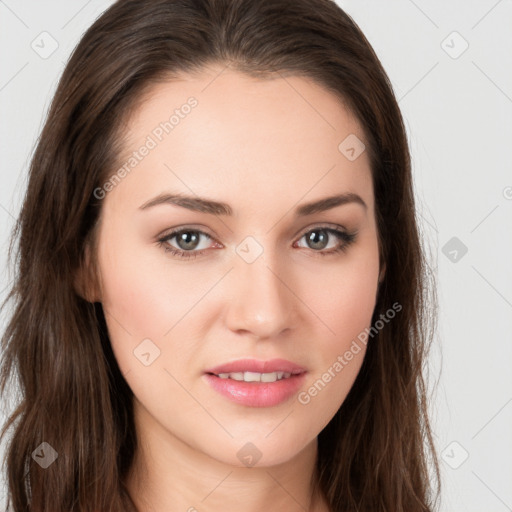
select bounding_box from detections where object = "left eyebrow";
[295,192,367,216]
[138,191,367,216]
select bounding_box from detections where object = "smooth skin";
[82,63,384,512]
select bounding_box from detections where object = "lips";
[204,358,307,376]
[203,358,308,407]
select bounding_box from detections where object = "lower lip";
[203,372,307,407]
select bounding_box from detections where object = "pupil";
[308,230,328,250]
[178,231,199,250]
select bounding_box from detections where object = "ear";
[378,262,386,284]
[73,243,102,303]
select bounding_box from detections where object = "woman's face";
[92,64,382,468]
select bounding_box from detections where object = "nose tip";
[224,258,297,339]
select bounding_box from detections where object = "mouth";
[205,369,305,383]
[204,357,307,377]
[203,358,308,407]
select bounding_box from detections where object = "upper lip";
[205,358,307,375]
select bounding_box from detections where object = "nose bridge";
[225,244,296,338]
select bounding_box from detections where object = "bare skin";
[83,63,384,512]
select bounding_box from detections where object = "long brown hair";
[0,0,440,510]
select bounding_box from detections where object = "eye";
[157,225,358,260]
[157,228,216,260]
[294,226,357,256]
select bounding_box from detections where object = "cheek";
[307,247,380,350]
[294,261,377,430]
[326,266,378,346]
[98,233,189,336]
[296,242,379,406]
[96,227,217,383]
[95,229,172,376]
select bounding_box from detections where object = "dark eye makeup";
[156,224,358,260]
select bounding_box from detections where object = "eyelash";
[157,225,358,260]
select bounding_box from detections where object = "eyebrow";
[138,191,367,216]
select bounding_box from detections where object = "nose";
[224,252,298,339]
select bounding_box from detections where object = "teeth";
[216,371,293,382]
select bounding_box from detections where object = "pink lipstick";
[203,358,307,408]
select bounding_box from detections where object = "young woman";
[0,0,440,510]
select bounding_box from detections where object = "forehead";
[104,64,374,217]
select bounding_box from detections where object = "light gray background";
[1,1,511,511]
